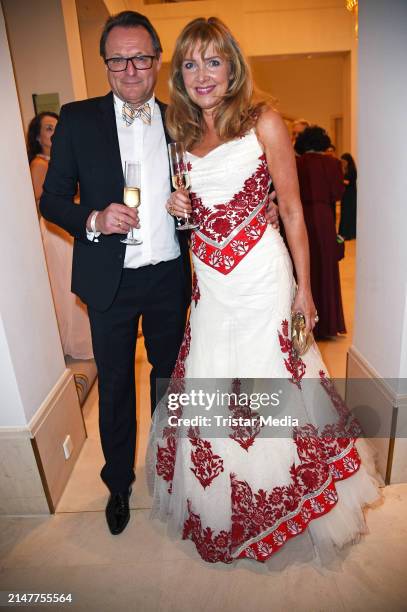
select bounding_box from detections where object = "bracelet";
[90,210,99,234]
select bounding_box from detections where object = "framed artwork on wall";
[32,93,60,116]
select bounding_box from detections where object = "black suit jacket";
[40,92,191,312]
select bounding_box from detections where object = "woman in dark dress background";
[295,126,346,339]
[339,153,357,240]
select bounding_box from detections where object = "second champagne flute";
[168,142,199,231]
[121,160,142,246]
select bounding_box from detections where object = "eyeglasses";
[105,55,156,72]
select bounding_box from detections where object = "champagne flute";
[168,142,199,231]
[121,161,142,245]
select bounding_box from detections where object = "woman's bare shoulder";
[255,107,290,148]
[256,106,286,132]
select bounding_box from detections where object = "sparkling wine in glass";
[168,142,199,231]
[121,161,142,245]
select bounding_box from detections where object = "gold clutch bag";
[291,312,314,356]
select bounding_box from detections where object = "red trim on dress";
[190,155,270,274]
[183,439,361,564]
[181,368,363,563]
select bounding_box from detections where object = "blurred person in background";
[295,125,346,338]
[325,143,337,157]
[291,118,310,146]
[27,112,93,360]
[339,152,357,240]
[27,112,59,213]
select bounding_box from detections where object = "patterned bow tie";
[122,101,151,126]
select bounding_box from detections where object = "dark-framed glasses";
[105,55,156,72]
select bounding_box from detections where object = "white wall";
[2,0,75,130]
[0,6,65,426]
[354,0,407,385]
[77,0,110,98]
[0,316,25,427]
[61,0,88,101]
[251,53,347,151]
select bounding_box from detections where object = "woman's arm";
[256,108,317,331]
[30,157,48,206]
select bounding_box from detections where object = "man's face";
[104,25,161,106]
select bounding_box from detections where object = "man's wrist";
[87,210,99,233]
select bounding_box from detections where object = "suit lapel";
[98,92,124,194]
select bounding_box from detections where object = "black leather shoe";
[105,487,132,535]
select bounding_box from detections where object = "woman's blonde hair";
[166,17,266,149]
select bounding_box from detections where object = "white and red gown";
[147,130,380,566]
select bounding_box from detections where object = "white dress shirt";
[87,94,180,268]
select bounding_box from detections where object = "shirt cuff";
[86,229,101,241]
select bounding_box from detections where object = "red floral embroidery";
[317,370,362,479]
[172,322,191,381]
[182,404,363,563]
[156,320,192,493]
[228,378,262,450]
[232,469,338,560]
[188,426,224,489]
[319,370,362,437]
[156,434,177,494]
[328,444,361,481]
[182,463,338,564]
[183,500,233,563]
[278,319,306,387]
[190,155,270,274]
[192,155,270,244]
[191,272,200,307]
[174,160,192,174]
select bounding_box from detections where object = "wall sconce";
[346,0,358,39]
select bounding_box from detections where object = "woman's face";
[181,41,231,114]
[38,115,57,152]
[341,158,348,173]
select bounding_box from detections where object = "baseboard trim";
[31,369,87,511]
[347,345,407,405]
[31,438,54,513]
[29,368,72,437]
[0,369,86,514]
[347,345,407,484]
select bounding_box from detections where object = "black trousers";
[88,257,187,493]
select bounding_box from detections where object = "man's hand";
[87,203,139,235]
[265,191,279,230]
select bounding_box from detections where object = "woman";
[27,112,59,211]
[27,113,93,360]
[148,18,379,566]
[339,153,357,240]
[295,126,346,339]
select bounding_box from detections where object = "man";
[41,10,278,536]
[41,11,192,536]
